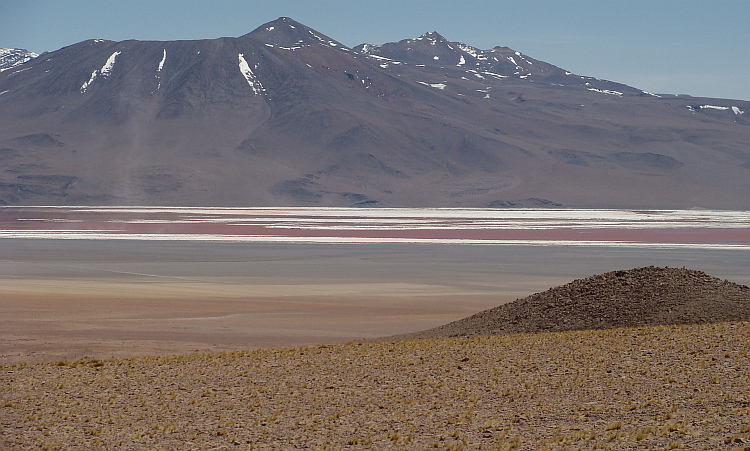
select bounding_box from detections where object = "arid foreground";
[3,321,750,450]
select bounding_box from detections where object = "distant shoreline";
[2,207,748,249]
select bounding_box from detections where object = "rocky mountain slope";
[1,17,749,207]
[395,266,750,339]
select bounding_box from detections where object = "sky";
[2,0,748,101]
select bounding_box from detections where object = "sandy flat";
[1,238,748,364]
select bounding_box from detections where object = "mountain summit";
[0,18,748,207]
[246,17,349,50]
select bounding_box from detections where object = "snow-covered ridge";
[359,43,381,55]
[304,29,349,51]
[0,48,38,72]
[456,43,480,59]
[514,51,533,65]
[80,51,121,93]
[357,34,543,83]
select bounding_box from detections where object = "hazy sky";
[2,0,748,101]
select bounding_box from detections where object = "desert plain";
[2,238,748,365]
[2,207,748,365]
[1,207,749,449]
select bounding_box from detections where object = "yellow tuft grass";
[2,321,750,449]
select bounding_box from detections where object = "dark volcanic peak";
[401,267,750,339]
[1,17,749,207]
[246,17,350,51]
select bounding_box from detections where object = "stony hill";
[397,266,750,339]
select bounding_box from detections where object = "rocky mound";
[397,266,750,340]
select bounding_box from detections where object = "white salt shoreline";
[1,207,748,249]
[1,230,748,250]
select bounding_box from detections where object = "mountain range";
[1,17,748,208]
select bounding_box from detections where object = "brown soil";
[392,266,750,341]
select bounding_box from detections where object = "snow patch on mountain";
[265,43,307,51]
[308,30,333,47]
[482,72,507,79]
[81,51,120,93]
[80,71,98,93]
[155,49,166,90]
[417,81,447,90]
[365,54,393,61]
[588,88,623,96]
[238,53,265,95]
[465,69,485,79]
[157,49,166,72]
[100,51,120,77]
[688,105,744,115]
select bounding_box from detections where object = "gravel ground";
[3,321,750,450]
